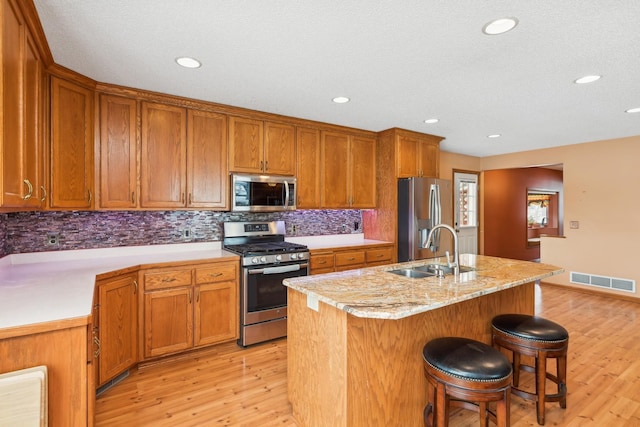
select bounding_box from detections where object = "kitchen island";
[283,254,563,427]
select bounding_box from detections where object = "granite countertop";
[283,254,563,320]
[0,243,238,330]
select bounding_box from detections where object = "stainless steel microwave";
[231,174,296,212]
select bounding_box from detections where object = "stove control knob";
[297,252,306,259]
[290,253,298,260]
[260,256,267,263]
[275,255,282,261]
[251,257,259,264]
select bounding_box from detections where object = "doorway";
[453,171,479,255]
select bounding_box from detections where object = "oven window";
[246,266,307,312]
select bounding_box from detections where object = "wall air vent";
[570,271,635,293]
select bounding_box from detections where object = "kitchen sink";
[387,268,435,279]
[413,264,476,275]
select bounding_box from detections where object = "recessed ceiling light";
[424,118,439,124]
[332,96,350,104]
[625,107,640,113]
[574,75,601,84]
[482,17,518,35]
[175,57,201,68]
[487,134,502,139]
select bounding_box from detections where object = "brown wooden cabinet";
[141,261,238,359]
[295,127,321,208]
[193,264,238,346]
[394,131,441,178]
[95,273,138,386]
[187,109,228,209]
[140,102,187,208]
[99,94,137,208]
[1,0,45,208]
[50,76,94,208]
[140,102,228,209]
[309,243,394,275]
[229,117,295,175]
[320,131,376,208]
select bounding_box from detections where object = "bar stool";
[422,337,512,427]
[491,314,568,425]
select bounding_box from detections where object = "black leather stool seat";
[423,337,512,382]
[492,314,568,343]
[422,337,512,427]
[491,314,568,425]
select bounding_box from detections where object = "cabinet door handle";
[40,186,47,203]
[318,260,327,265]
[88,190,92,204]
[264,160,268,171]
[188,193,192,205]
[260,160,264,170]
[347,257,355,261]
[22,179,33,200]
[196,288,200,303]
[161,277,177,283]
[133,280,138,294]
[189,290,192,304]
[207,272,223,279]
[131,192,135,204]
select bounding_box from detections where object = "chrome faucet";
[425,224,459,275]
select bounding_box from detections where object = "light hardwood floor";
[95,284,640,426]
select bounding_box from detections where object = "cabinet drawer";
[311,253,335,270]
[143,268,193,290]
[366,247,393,264]
[334,250,366,267]
[195,264,237,284]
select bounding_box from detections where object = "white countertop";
[0,243,237,330]
[0,235,390,332]
[286,233,391,249]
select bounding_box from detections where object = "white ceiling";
[33,0,640,157]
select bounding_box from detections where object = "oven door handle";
[249,263,308,275]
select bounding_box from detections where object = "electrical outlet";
[292,225,298,233]
[569,221,579,229]
[181,229,192,239]
[354,221,359,230]
[341,224,348,232]
[47,233,59,246]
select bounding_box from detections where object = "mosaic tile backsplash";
[0,210,363,256]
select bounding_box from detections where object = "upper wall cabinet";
[295,127,321,208]
[320,131,376,209]
[187,109,228,209]
[50,76,94,208]
[140,102,187,208]
[99,94,138,209]
[140,102,228,209]
[229,117,295,175]
[393,130,442,178]
[1,0,45,209]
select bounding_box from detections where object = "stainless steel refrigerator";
[397,177,453,262]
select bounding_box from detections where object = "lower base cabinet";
[310,244,394,275]
[95,273,138,387]
[141,260,239,359]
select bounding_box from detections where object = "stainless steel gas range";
[223,221,309,347]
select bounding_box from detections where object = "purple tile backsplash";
[0,210,363,256]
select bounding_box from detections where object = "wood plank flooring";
[95,284,640,426]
